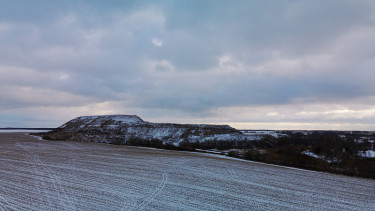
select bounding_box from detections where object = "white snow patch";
[301,150,339,163]
[74,115,144,125]
[359,150,375,158]
[112,116,144,124]
[241,130,287,139]
[302,151,321,159]
[28,134,44,141]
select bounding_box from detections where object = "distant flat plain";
[0,133,374,210]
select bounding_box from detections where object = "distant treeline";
[111,137,196,151]
[112,131,375,179]
[199,131,374,179]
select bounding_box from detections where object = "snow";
[72,115,144,125]
[112,115,144,124]
[302,150,322,159]
[28,134,44,141]
[301,150,340,163]
[359,150,375,158]
[240,130,286,140]
[0,133,374,210]
[56,115,247,144]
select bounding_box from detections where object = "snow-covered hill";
[44,115,246,145]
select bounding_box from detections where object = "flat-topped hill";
[44,115,246,145]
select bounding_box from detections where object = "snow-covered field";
[0,133,374,210]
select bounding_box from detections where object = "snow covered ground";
[359,150,375,158]
[0,133,374,210]
[240,130,287,140]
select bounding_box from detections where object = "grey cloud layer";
[1,0,375,128]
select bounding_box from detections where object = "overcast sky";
[1,0,375,130]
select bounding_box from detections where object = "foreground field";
[0,133,374,210]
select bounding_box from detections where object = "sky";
[1,0,375,130]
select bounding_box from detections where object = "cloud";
[151,38,163,46]
[1,0,375,129]
[0,85,96,108]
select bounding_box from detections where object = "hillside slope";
[44,115,246,145]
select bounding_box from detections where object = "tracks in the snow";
[129,170,168,211]
[16,142,77,211]
[0,133,374,210]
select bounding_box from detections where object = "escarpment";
[44,115,246,145]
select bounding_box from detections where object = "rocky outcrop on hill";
[44,115,246,145]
